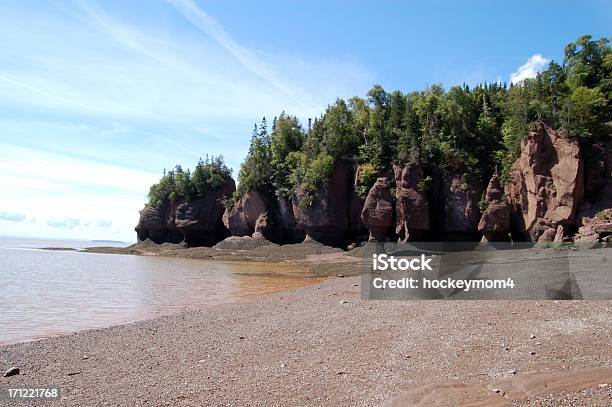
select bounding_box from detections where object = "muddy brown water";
[0,237,319,345]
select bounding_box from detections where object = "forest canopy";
[147,156,232,208]
[146,35,610,207]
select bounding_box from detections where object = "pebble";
[4,367,19,377]
[82,355,89,360]
[337,274,345,278]
[530,334,536,339]
[509,369,517,375]
[340,300,348,304]
[493,388,502,394]
[529,351,537,356]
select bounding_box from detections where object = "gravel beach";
[2,269,611,406]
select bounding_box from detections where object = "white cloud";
[0,1,375,242]
[47,217,81,229]
[96,219,113,228]
[167,0,321,114]
[510,54,549,84]
[0,211,26,222]
[0,144,155,241]
[0,0,371,124]
[0,144,159,193]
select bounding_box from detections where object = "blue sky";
[0,0,610,242]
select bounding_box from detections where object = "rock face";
[554,224,565,243]
[441,176,483,240]
[252,212,269,239]
[293,160,353,246]
[349,165,367,238]
[275,197,305,243]
[360,177,393,241]
[394,163,430,241]
[136,121,608,247]
[478,174,511,242]
[575,209,612,242]
[174,178,236,246]
[135,177,235,246]
[222,190,267,237]
[506,123,584,241]
[578,146,612,220]
[135,202,182,244]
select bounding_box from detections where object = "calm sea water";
[0,236,317,345]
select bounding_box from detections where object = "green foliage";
[303,154,335,194]
[355,163,377,199]
[562,86,607,137]
[416,175,432,193]
[147,156,231,208]
[594,208,612,221]
[270,113,305,197]
[192,156,231,194]
[188,35,610,210]
[237,119,273,196]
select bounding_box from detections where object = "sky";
[0,0,610,242]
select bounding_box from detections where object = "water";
[0,237,318,345]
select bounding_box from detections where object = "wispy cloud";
[167,0,321,113]
[0,1,374,242]
[510,54,549,84]
[0,144,159,193]
[96,219,112,228]
[47,217,81,229]
[0,211,27,222]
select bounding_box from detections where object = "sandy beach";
[2,260,611,406]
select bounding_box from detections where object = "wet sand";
[1,273,610,406]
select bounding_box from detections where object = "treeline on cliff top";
[147,35,611,208]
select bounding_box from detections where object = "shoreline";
[84,237,364,278]
[2,273,610,406]
[0,275,327,348]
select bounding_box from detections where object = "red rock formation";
[252,212,268,239]
[292,160,352,246]
[506,122,584,242]
[393,163,430,241]
[478,174,511,242]
[275,197,305,243]
[135,201,182,244]
[442,176,483,239]
[349,166,367,238]
[175,178,236,246]
[135,206,169,243]
[577,146,612,223]
[554,224,565,243]
[575,209,612,243]
[222,190,267,237]
[360,177,393,241]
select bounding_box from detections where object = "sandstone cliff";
[506,123,584,242]
[292,160,354,246]
[136,177,235,246]
[360,177,393,241]
[136,123,610,247]
[393,163,430,241]
[222,190,267,237]
[478,174,511,242]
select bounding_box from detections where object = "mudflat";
[2,266,611,406]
